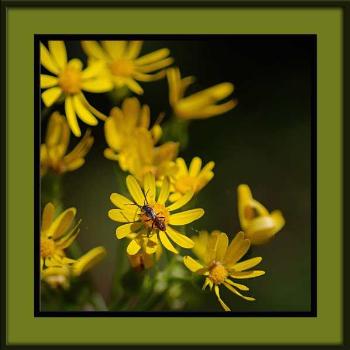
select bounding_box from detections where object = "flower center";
[139,203,170,231]
[40,238,55,258]
[58,67,82,94]
[174,175,196,194]
[209,261,228,285]
[109,59,134,77]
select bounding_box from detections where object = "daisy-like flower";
[108,173,204,255]
[40,202,106,276]
[184,231,265,311]
[40,111,94,176]
[41,247,107,289]
[81,40,173,95]
[169,157,215,202]
[238,184,285,245]
[40,41,113,137]
[104,98,179,181]
[167,67,238,120]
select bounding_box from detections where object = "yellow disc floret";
[40,238,56,258]
[109,59,134,77]
[58,67,82,94]
[209,261,228,285]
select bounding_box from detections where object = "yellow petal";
[72,246,106,276]
[41,202,55,235]
[108,208,139,223]
[196,100,237,119]
[224,278,250,291]
[215,232,229,262]
[55,224,80,249]
[166,226,194,249]
[126,175,145,206]
[232,257,262,272]
[214,285,231,311]
[72,94,98,126]
[230,270,265,279]
[79,93,107,121]
[116,222,142,239]
[135,48,170,66]
[81,60,105,79]
[158,177,170,204]
[41,87,62,107]
[40,74,58,89]
[40,42,60,74]
[125,40,143,59]
[82,78,113,93]
[64,158,85,172]
[183,255,204,272]
[159,231,178,254]
[102,40,126,59]
[169,208,204,225]
[143,172,156,203]
[223,282,255,301]
[127,239,141,255]
[245,211,285,245]
[223,231,250,266]
[50,207,77,239]
[138,57,173,73]
[166,191,194,211]
[110,193,135,209]
[65,96,81,137]
[124,78,143,95]
[48,41,67,70]
[81,41,107,60]
[189,157,202,177]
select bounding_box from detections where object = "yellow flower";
[184,231,265,311]
[169,157,215,202]
[238,184,285,245]
[167,67,238,120]
[40,112,94,176]
[40,41,113,137]
[104,98,179,181]
[42,247,107,289]
[81,40,173,95]
[108,173,204,255]
[40,202,106,286]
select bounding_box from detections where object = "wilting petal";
[223,281,255,301]
[41,202,55,236]
[50,207,76,239]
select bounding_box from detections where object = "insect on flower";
[108,174,204,255]
[127,189,167,233]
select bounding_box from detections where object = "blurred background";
[41,36,315,312]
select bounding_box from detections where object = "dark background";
[41,36,315,312]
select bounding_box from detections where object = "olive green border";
[7,7,342,345]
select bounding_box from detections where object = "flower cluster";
[40,39,285,312]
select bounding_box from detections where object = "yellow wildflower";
[40,112,93,176]
[81,40,173,95]
[169,157,215,202]
[104,98,178,181]
[108,173,204,255]
[167,67,237,120]
[41,247,106,289]
[184,231,265,311]
[238,184,285,245]
[40,202,106,287]
[40,41,113,137]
